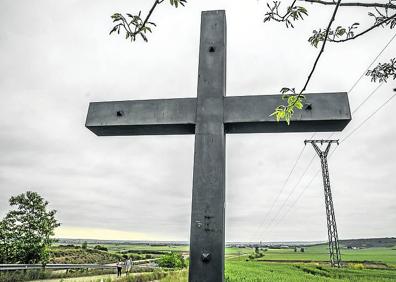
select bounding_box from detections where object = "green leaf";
[295,100,303,110]
[287,95,296,105]
[109,26,118,35]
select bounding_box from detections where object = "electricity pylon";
[305,139,342,267]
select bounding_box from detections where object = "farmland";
[2,239,395,282]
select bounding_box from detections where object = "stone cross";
[85,10,351,282]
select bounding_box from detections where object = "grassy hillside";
[50,246,122,264]
[339,238,396,248]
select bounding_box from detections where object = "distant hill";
[339,237,396,248]
[55,237,396,249]
[56,238,189,246]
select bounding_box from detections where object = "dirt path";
[225,254,249,260]
[30,273,136,282]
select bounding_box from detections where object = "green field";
[89,243,189,253]
[77,243,396,265]
[11,242,395,282]
[224,260,396,282]
[227,245,396,264]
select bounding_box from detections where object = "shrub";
[93,245,108,252]
[350,263,365,270]
[158,253,185,268]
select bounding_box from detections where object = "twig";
[299,0,342,95]
[299,0,396,9]
[282,0,298,20]
[135,0,163,36]
[330,13,396,43]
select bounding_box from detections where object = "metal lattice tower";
[305,139,342,267]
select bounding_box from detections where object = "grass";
[114,260,396,282]
[250,245,396,264]
[7,243,395,281]
[224,260,396,282]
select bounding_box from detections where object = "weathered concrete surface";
[224,92,351,133]
[189,10,226,282]
[86,92,350,136]
[85,98,196,136]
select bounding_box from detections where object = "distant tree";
[94,245,108,252]
[294,247,297,252]
[82,241,88,250]
[0,220,15,263]
[0,191,60,264]
[300,247,305,253]
[158,252,186,268]
[255,246,260,254]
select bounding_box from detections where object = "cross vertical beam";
[189,11,226,282]
[305,140,342,267]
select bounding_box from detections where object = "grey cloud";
[0,0,395,242]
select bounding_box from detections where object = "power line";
[273,146,339,228]
[341,91,396,143]
[250,132,317,242]
[263,84,390,237]
[256,153,317,237]
[351,83,384,115]
[250,143,308,241]
[273,90,396,227]
[328,83,383,141]
[254,32,396,242]
[347,32,396,94]
[328,33,394,141]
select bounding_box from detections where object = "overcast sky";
[0,0,395,243]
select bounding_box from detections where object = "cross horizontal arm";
[86,92,351,136]
[224,92,351,133]
[86,98,196,136]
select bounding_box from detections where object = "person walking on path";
[125,257,132,275]
[116,261,123,277]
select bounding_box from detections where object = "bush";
[93,245,108,252]
[350,263,365,270]
[158,253,185,268]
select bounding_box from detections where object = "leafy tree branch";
[108,1,395,124]
[308,11,396,46]
[366,58,396,82]
[271,0,342,125]
[264,1,309,28]
[265,0,396,123]
[299,0,396,10]
[110,0,186,42]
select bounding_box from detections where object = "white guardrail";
[0,259,159,271]
[0,264,115,271]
